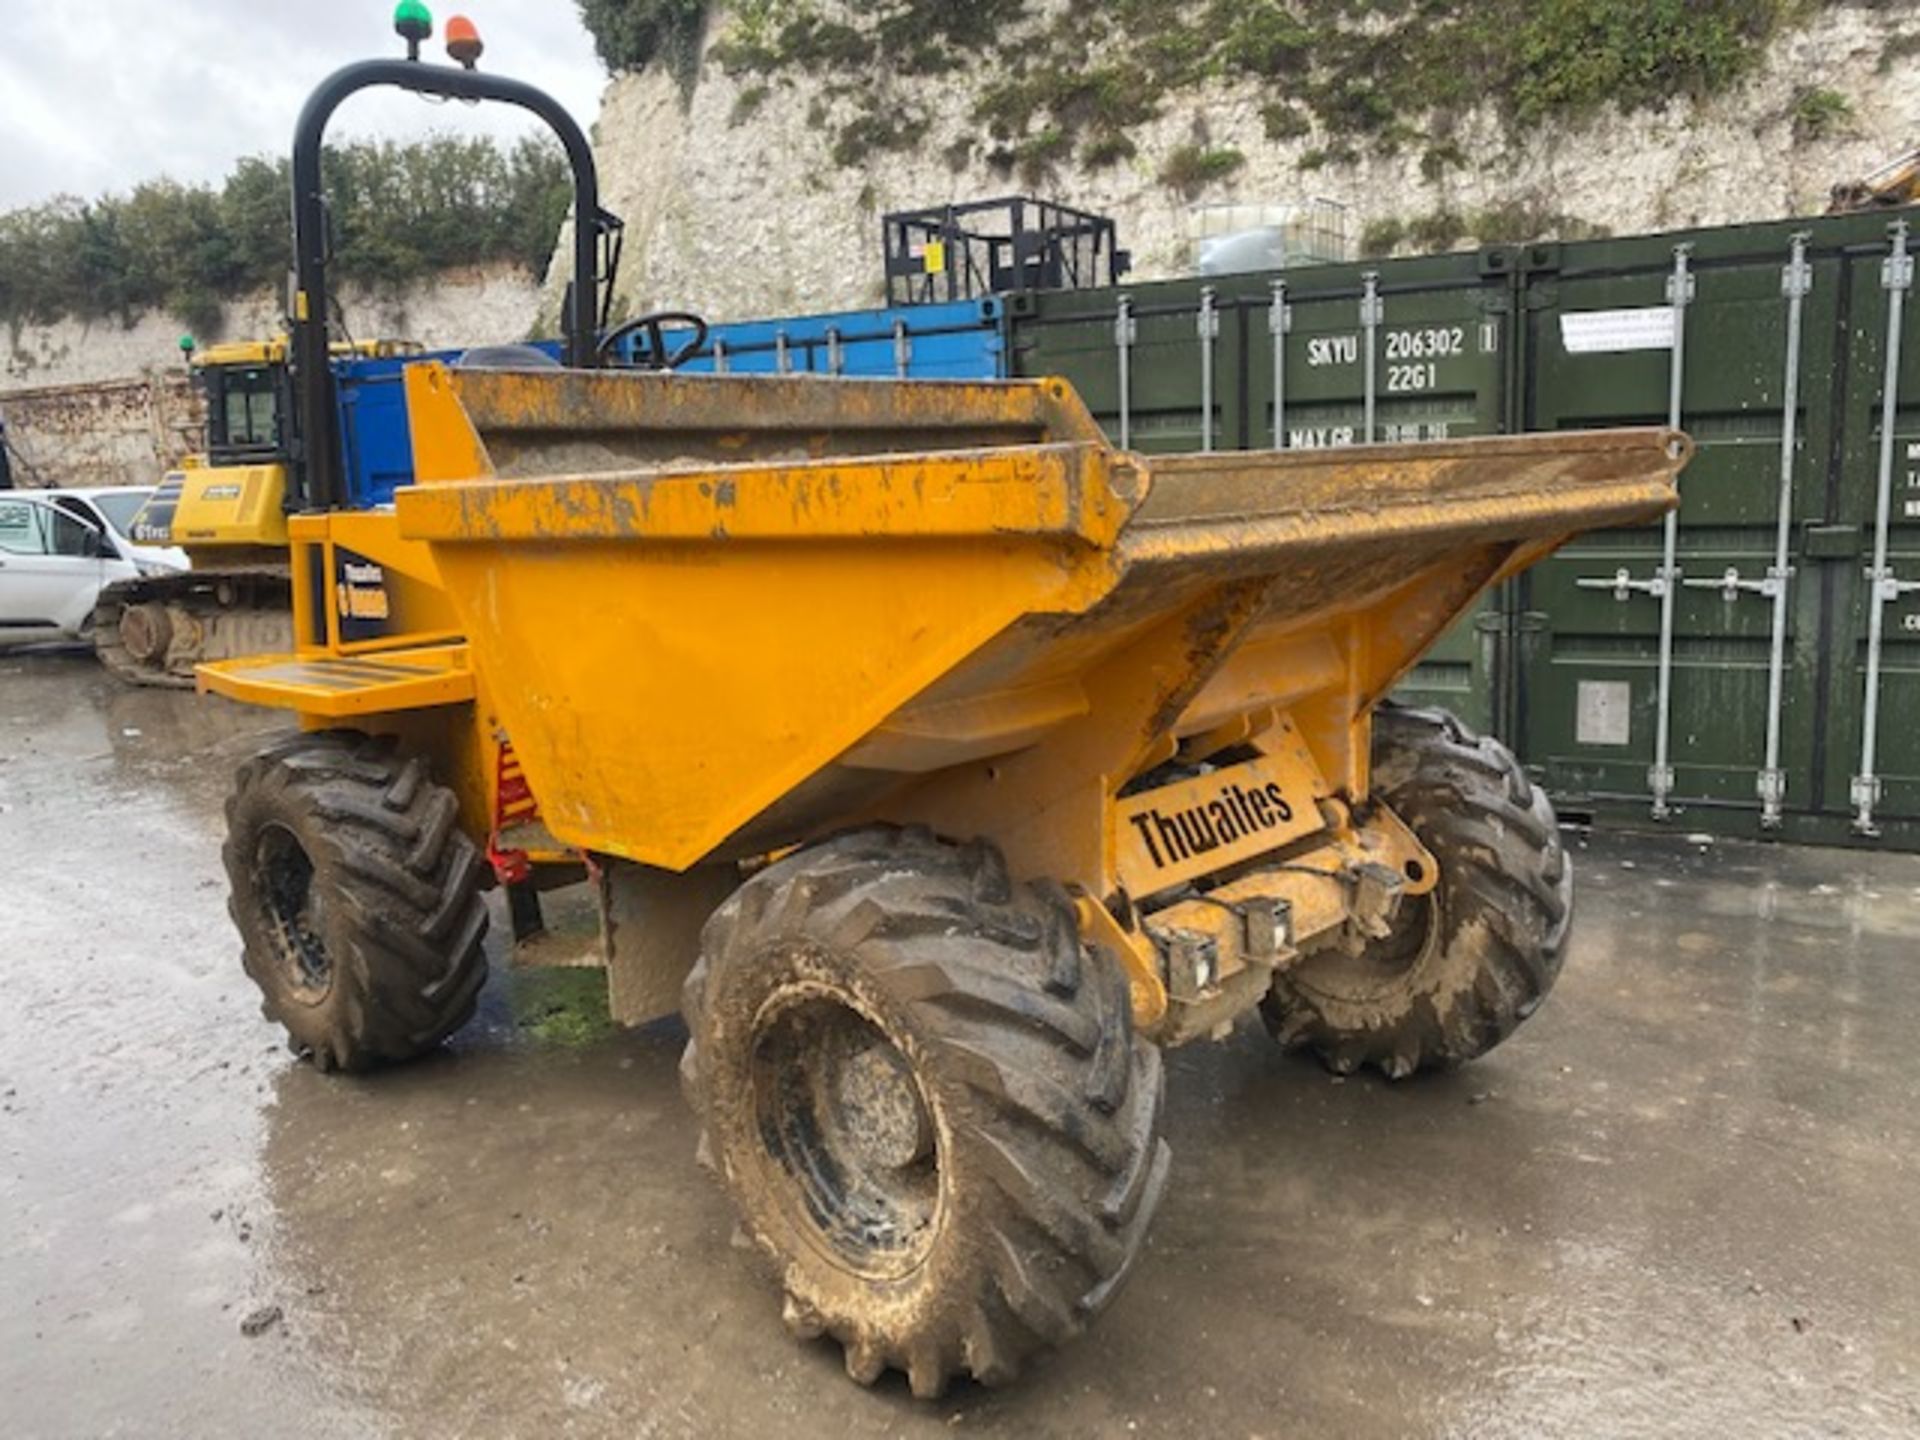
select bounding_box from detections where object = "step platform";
[197,645,473,716]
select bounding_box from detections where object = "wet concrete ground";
[2,650,1918,1439]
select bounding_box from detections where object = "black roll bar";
[288,57,605,511]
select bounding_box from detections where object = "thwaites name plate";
[1116,752,1324,899]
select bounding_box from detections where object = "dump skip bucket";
[394,365,1685,870]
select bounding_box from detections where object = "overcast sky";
[0,0,609,210]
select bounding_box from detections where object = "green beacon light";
[393,0,433,60]
[177,333,196,365]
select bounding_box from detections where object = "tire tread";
[224,730,489,1072]
[682,827,1166,1396]
[1263,704,1572,1077]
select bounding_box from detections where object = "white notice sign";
[1576,680,1633,747]
[1560,307,1678,355]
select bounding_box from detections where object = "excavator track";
[93,569,295,689]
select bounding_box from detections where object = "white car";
[49,486,191,573]
[0,488,187,648]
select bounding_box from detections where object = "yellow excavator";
[98,335,424,685]
[1829,145,1920,213]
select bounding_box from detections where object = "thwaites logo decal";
[1115,754,1324,897]
[333,547,395,641]
[1127,777,1296,870]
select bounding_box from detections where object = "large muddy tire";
[1262,705,1571,1078]
[681,828,1170,1398]
[224,731,490,1073]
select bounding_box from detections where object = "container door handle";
[1681,566,1789,604]
[1575,567,1674,603]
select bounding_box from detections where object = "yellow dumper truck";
[199,9,1688,1399]
[206,357,1686,1395]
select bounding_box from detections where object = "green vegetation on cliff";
[581,0,1832,183]
[0,135,571,337]
[577,0,712,83]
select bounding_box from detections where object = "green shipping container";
[1005,251,1518,733]
[1515,211,1920,847]
[1005,204,1920,849]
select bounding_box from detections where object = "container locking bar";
[1651,246,1694,818]
[1577,568,1669,604]
[1855,221,1915,836]
[1197,285,1220,453]
[1682,568,1788,605]
[1757,234,1812,825]
[1115,294,1137,451]
[1360,272,1383,444]
[1269,279,1291,449]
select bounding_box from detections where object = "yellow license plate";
[1115,751,1325,899]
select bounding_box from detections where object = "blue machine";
[331,298,1007,509]
[660,297,1004,380]
[335,348,463,509]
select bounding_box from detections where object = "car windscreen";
[89,491,149,538]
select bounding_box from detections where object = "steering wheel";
[597,311,710,370]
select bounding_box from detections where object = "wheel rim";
[118,603,172,663]
[254,823,333,1001]
[750,991,941,1280]
[1290,888,1438,1004]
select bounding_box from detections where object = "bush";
[1159,144,1246,198]
[1014,128,1074,186]
[0,135,572,332]
[1222,2,1315,79]
[1407,210,1469,251]
[1507,0,1795,123]
[1791,86,1853,142]
[1083,133,1139,169]
[829,110,932,168]
[1260,101,1313,143]
[729,83,772,125]
[575,0,711,81]
[1361,218,1407,258]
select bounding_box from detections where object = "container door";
[1012,258,1516,735]
[1822,220,1920,842]
[1233,260,1515,732]
[1009,281,1243,455]
[1515,227,1843,831]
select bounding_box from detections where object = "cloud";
[0,0,608,209]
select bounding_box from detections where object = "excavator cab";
[127,341,295,558]
[101,336,429,684]
[200,348,288,466]
[130,338,427,551]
